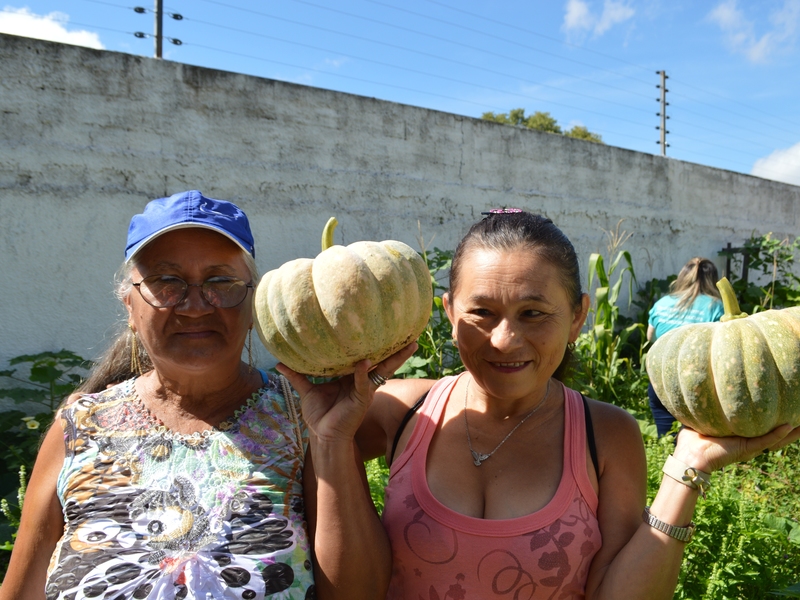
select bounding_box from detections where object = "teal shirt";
[648,293,723,341]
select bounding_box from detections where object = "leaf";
[0,388,48,404]
[28,364,62,384]
[530,530,551,551]
[557,532,575,547]
[763,514,789,533]
[789,525,800,545]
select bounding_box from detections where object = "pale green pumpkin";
[253,218,432,376]
[646,277,800,437]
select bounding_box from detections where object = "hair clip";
[481,208,523,216]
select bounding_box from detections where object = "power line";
[187,0,799,157]
[11,2,798,182]
[199,0,656,104]
[75,0,800,148]
[420,0,654,76]
[181,40,659,147]
[669,76,800,132]
[409,0,800,137]
[182,34,797,179]
[185,14,653,120]
[69,0,800,155]
[363,0,653,85]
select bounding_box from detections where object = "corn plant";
[568,232,647,413]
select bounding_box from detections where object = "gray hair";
[77,247,259,395]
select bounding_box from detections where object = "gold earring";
[247,327,254,373]
[129,323,142,375]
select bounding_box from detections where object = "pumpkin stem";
[321,217,338,251]
[716,277,748,322]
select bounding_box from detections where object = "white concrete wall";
[2,33,799,372]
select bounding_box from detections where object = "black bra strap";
[581,394,600,477]
[389,392,428,467]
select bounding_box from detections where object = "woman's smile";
[444,247,587,405]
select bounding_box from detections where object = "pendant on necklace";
[471,449,491,466]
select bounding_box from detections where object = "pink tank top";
[382,375,601,600]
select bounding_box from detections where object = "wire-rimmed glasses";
[132,275,254,308]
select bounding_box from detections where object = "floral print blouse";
[45,376,316,600]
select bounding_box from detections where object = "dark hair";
[670,257,721,310]
[449,211,584,381]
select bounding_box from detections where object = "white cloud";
[707,0,800,63]
[595,1,636,34]
[0,6,104,49]
[752,141,800,185]
[564,0,594,32]
[562,0,635,37]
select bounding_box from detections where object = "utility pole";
[134,2,181,58]
[656,70,669,156]
[154,0,163,58]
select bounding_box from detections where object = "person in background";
[281,210,800,600]
[0,190,400,600]
[647,257,724,436]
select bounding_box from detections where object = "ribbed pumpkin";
[646,277,800,437]
[253,218,432,376]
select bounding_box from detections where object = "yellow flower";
[21,417,40,430]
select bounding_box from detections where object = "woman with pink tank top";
[280,210,800,600]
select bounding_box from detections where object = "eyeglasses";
[132,275,254,308]
[481,208,523,216]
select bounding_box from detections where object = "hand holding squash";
[673,423,800,474]
[254,218,433,376]
[276,343,417,445]
[646,278,800,437]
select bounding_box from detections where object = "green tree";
[482,108,603,143]
[566,125,603,143]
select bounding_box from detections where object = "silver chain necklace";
[464,378,551,467]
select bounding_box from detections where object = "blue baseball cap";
[125,190,255,261]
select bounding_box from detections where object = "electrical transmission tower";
[656,70,669,156]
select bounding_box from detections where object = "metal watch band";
[642,506,695,543]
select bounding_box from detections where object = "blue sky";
[2,0,799,185]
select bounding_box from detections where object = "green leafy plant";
[0,350,89,477]
[0,465,27,543]
[394,237,463,381]
[365,457,390,515]
[568,222,648,414]
[0,350,89,571]
[647,440,800,599]
[719,232,800,313]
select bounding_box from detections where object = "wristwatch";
[642,506,696,543]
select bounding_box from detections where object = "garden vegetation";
[1,230,799,598]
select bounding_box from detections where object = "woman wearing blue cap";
[0,191,397,599]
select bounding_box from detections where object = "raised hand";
[276,342,418,444]
[675,423,800,473]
